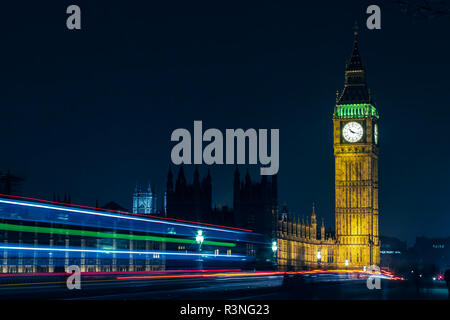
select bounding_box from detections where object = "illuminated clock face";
[374,124,378,144]
[342,122,363,143]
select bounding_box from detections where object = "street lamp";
[317,250,321,267]
[196,230,204,270]
[271,241,278,270]
[344,258,349,278]
[271,241,278,253]
[196,230,204,245]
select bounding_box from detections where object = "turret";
[302,216,306,239]
[321,218,326,241]
[306,216,310,239]
[311,202,317,240]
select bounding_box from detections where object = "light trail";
[0,222,236,247]
[285,269,405,280]
[0,244,247,259]
[117,269,405,281]
[0,269,404,288]
[0,198,249,235]
[0,194,252,232]
[117,271,285,280]
[0,268,242,278]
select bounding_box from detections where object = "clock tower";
[333,25,380,268]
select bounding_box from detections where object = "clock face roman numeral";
[342,122,363,143]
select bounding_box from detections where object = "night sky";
[1,1,449,245]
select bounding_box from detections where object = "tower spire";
[335,22,374,107]
[347,22,363,72]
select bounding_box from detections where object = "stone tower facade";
[333,25,380,268]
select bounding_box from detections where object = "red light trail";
[0,268,242,278]
[116,269,405,281]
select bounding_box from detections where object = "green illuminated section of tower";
[334,103,378,119]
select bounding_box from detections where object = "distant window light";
[380,250,401,254]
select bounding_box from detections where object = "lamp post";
[271,241,278,253]
[344,258,349,278]
[196,230,204,270]
[271,240,278,269]
[195,230,204,247]
[317,250,321,268]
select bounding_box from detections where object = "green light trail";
[0,223,236,247]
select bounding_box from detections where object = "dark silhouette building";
[380,236,408,273]
[166,166,212,222]
[101,201,129,212]
[233,167,278,238]
[410,236,450,275]
[211,204,234,227]
[0,170,25,196]
[52,193,71,204]
[166,166,278,236]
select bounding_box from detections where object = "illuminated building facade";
[133,183,157,215]
[333,26,380,268]
[275,204,335,270]
[232,168,336,270]
[273,27,380,270]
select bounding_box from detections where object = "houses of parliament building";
[276,27,380,270]
[166,27,380,271]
